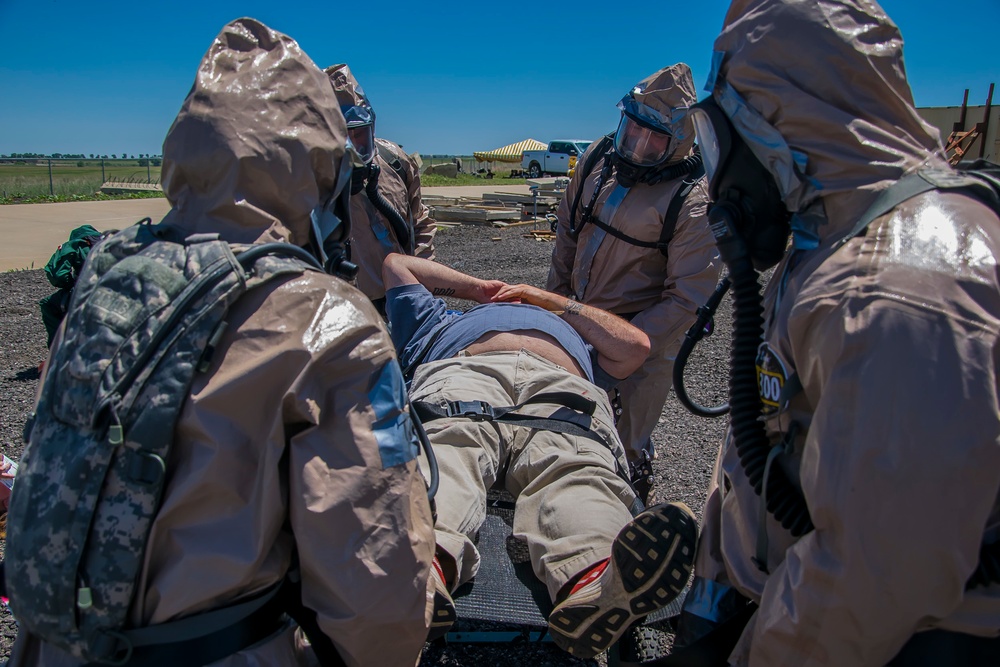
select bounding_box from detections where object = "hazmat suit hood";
[709,0,948,241]
[326,63,373,119]
[326,64,377,165]
[160,18,352,249]
[618,63,698,165]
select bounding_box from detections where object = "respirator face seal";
[690,97,791,271]
[310,145,360,279]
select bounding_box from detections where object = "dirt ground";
[0,223,733,665]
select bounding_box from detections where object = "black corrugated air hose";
[365,163,414,255]
[724,250,814,537]
[645,150,703,186]
[673,276,731,417]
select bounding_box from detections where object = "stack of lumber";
[526,177,571,199]
[422,181,570,227]
[430,205,523,225]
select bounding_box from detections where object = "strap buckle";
[447,400,495,421]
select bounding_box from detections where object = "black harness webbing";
[413,391,645,516]
[412,391,602,446]
[82,582,290,667]
[568,134,615,234]
[584,162,705,258]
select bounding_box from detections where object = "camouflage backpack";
[6,219,322,663]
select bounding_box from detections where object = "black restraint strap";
[84,583,288,667]
[413,391,600,440]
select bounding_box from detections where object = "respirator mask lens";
[690,108,721,184]
[613,114,671,167]
[347,125,375,165]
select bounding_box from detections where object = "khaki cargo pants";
[410,349,638,601]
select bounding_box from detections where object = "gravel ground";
[0,223,734,665]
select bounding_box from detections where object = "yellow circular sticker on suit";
[756,342,788,416]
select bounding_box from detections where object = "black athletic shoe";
[547,502,698,659]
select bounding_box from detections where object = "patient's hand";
[474,280,509,304]
[492,284,564,311]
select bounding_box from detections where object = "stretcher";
[441,490,687,664]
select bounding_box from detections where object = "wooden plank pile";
[422,180,571,227]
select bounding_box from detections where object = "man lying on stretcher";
[382,253,698,658]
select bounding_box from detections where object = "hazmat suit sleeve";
[744,269,1000,666]
[401,152,436,259]
[628,180,719,347]
[286,286,434,667]
[546,152,592,296]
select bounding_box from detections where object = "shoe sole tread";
[547,503,697,659]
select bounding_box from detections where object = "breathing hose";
[365,163,414,255]
[709,204,813,537]
[673,277,731,418]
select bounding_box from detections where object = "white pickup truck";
[522,140,592,179]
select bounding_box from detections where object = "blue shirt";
[385,284,618,389]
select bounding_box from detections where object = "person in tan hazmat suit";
[547,63,720,501]
[8,18,436,667]
[674,1,1000,665]
[325,64,436,314]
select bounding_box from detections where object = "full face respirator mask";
[690,97,791,272]
[310,148,358,281]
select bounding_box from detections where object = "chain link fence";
[0,157,162,199]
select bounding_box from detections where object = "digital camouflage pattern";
[6,220,317,662]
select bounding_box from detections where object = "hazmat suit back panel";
[703,190,1000,667]
[11,273,436,667]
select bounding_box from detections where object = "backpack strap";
[834,173,938,249]
[377,142,410,190]
[83,582,288,667]
[567,134,615,234]
[835,162,1000,249]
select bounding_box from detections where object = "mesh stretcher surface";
[452,493,685,629]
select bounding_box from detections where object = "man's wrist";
[562,298,584,316]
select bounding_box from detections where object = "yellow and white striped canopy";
[473,138,548,164]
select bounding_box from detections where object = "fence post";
[147,160,151,182]
[101,158,105,183]
[48,159,54,195]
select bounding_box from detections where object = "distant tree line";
[2,153,162,166]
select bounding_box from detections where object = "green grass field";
[0,156,530,202]
[0,161,162,199]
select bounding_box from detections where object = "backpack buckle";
[447,401,495,421]
[89,630,133,666]
[126,450,166,486]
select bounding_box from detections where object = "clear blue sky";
[1,0,996,157]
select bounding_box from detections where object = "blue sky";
[0,0,996,157]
